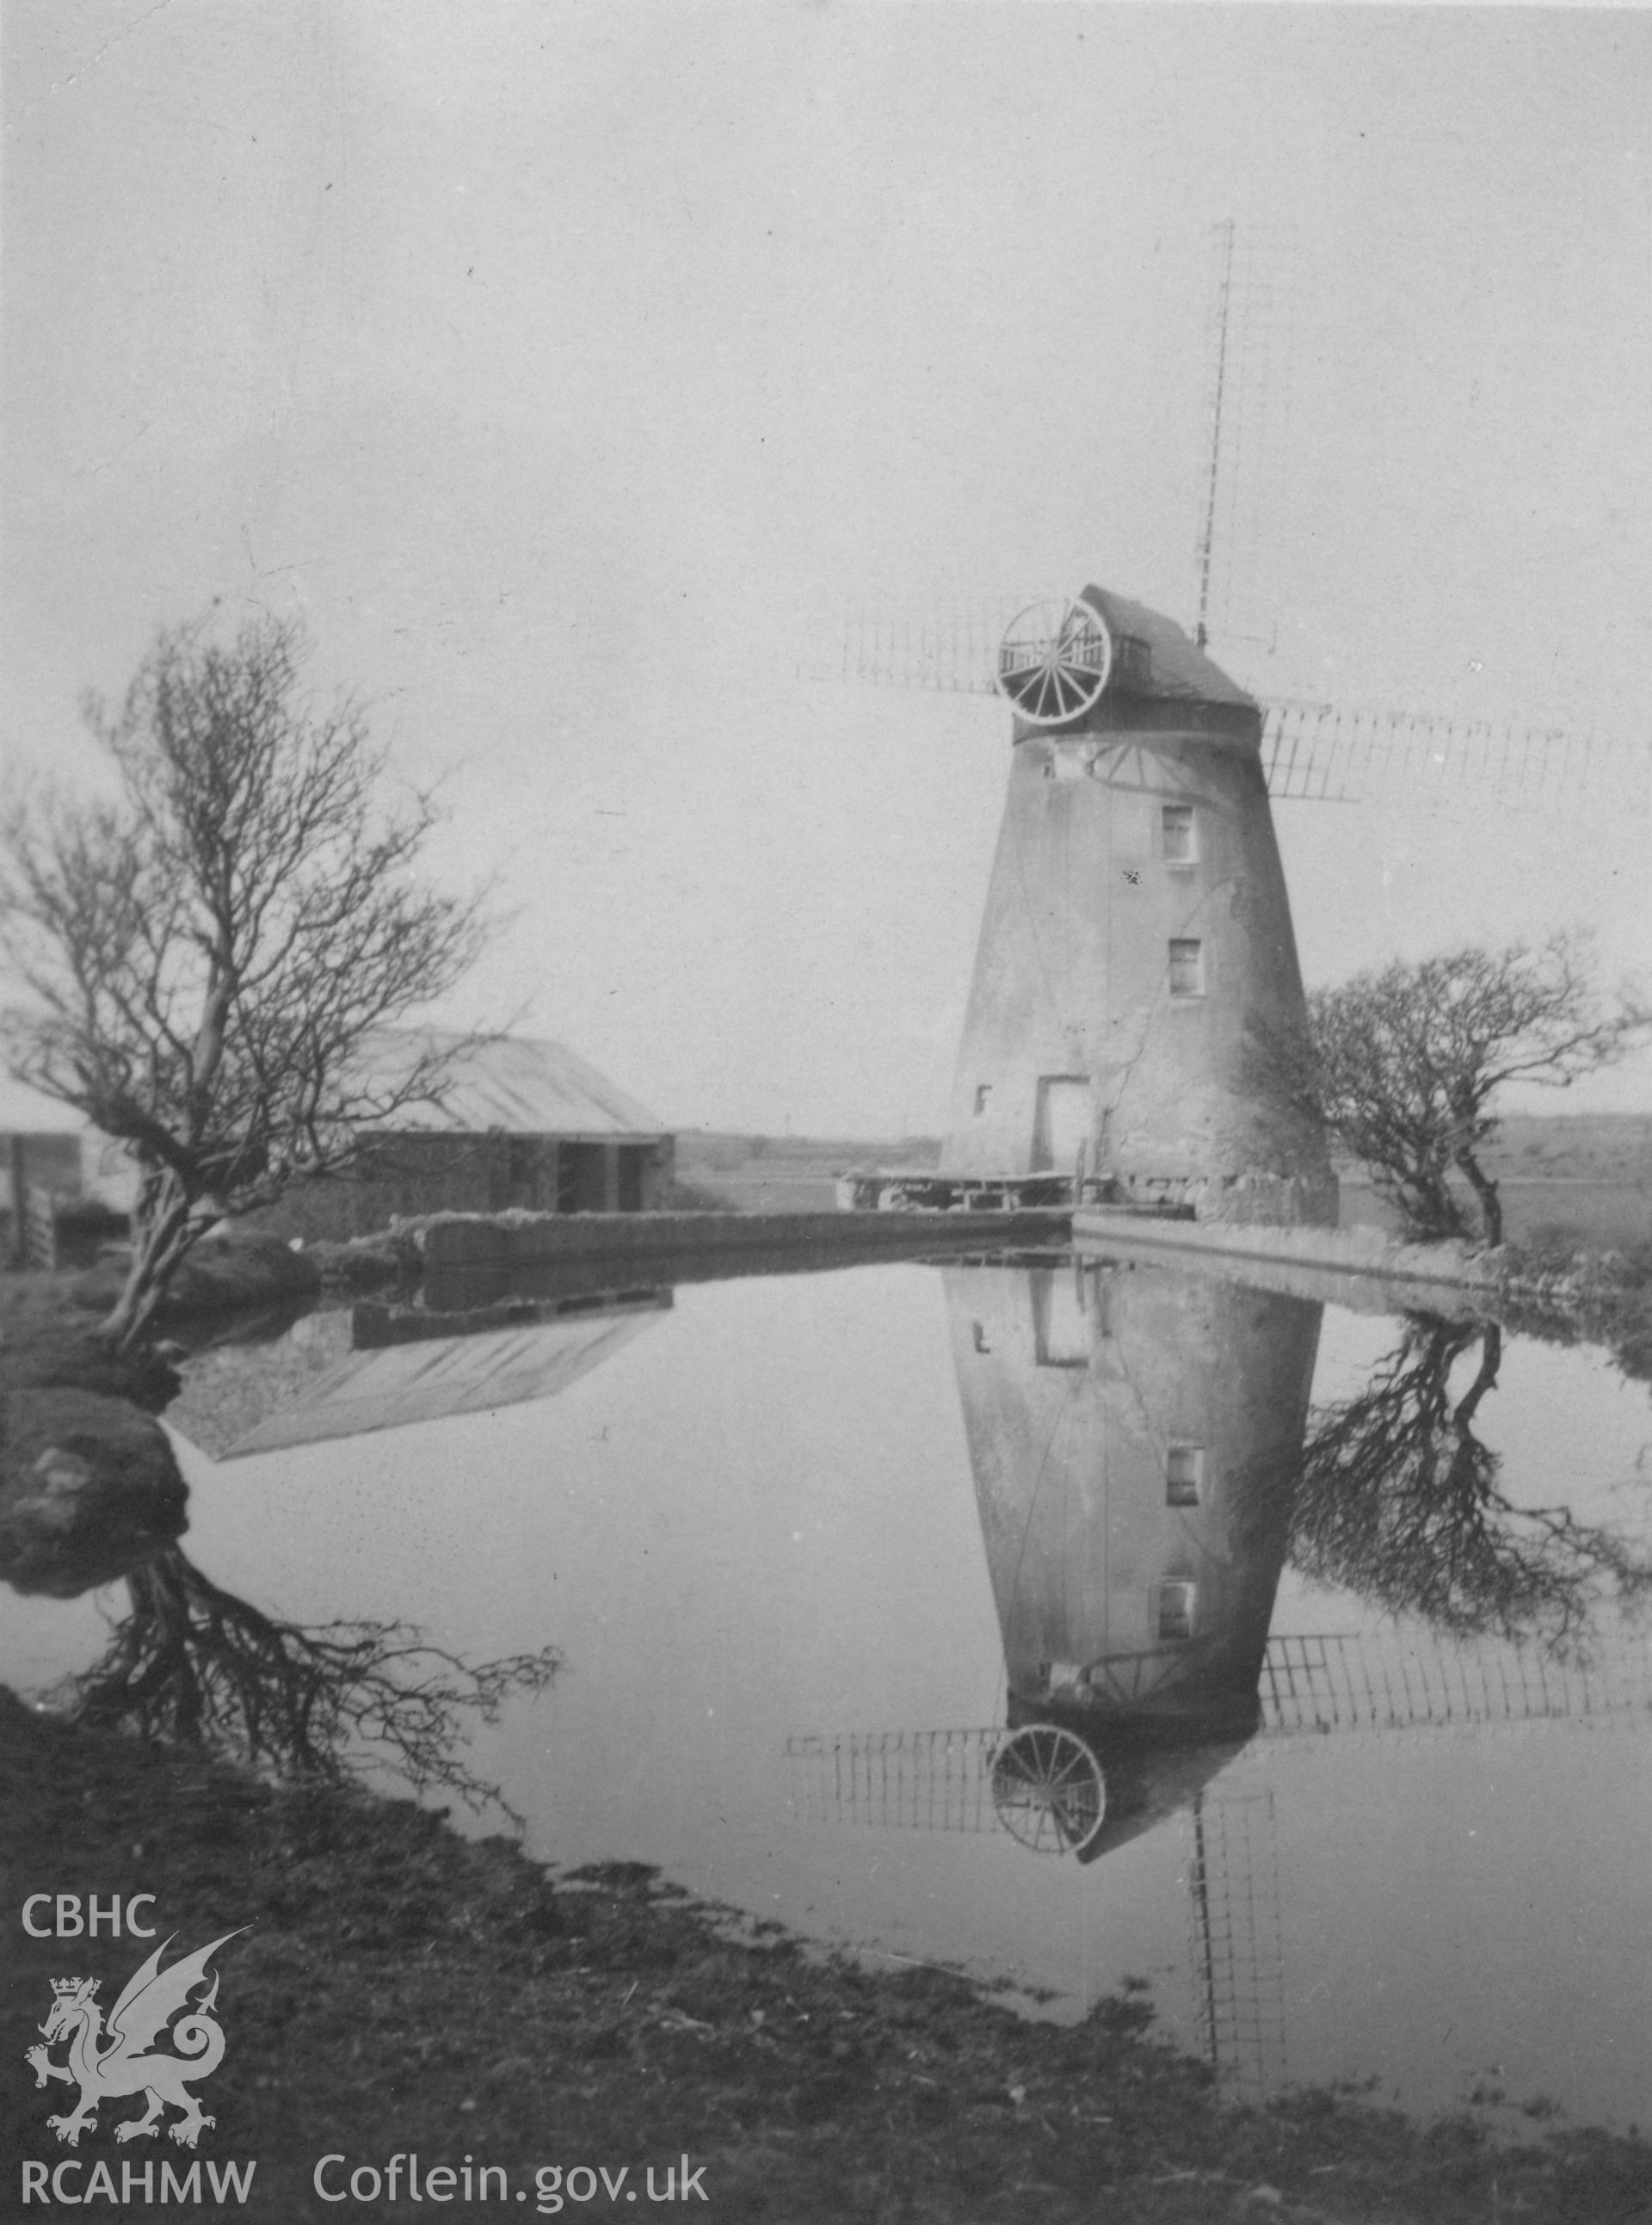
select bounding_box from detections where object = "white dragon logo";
[25,1931,243,2150]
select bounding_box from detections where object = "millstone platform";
[834,1169,1195,1217]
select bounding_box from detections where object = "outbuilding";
[257,1029,676,1242]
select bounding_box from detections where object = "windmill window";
[1168,939,1204,996]
[974,1084,992,1116]
[1165,1446,1204,1506]
[1162,804,1196,862]
[1157,1581,1197,1642]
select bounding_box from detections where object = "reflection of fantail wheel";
[990,1725,1106,1855]
[996,595,1113,726]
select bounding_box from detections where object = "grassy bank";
[4,1693,1648,2225]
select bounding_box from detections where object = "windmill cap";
[1079,587,1255,711]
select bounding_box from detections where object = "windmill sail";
[799,608,1647,810]
[1258,698,1649,809]
[803,597,1020,696]
[1193,219,1298,654]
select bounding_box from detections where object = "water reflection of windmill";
[956,1258,1320,1848]
[791,1253,1315,2093]
[791,1258,1321,1846]
[786,1258,1652,2100]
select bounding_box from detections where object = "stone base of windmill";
[1113,1168,1341,1227]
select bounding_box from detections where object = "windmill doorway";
[1031,1077,1093,1179]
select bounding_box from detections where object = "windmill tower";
[812,222,1646,1219]
[941,593,1336,1224]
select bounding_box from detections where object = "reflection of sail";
[1187,1789,1286,2105]
[1259,1626,1652,1733]
[788,1728,1002,1834]
[788,1615,1652,2103]
[786,1623,1652,1821]
[1181,1626,1652,2105]
[173,1291,670,1458]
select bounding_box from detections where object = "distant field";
[674,1129,940,1212]
[1339,1112,1652,1248]
[675,1114,1652,1236]
[687,1171,841,1211]
[1340,1179,1652,1248]
[1482,1112,1652,1186]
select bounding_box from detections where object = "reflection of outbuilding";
[168,1285,671,1458]
[256,1030,676,1242]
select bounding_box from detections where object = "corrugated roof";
[219,1308,665,1456]
[360,1028,670,1138]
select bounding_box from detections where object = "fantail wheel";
[996,595,1113,726]
[989,1723,1106,1855]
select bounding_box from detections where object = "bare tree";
[0,614,488,1344]
[1279,936,1649,1245]
[62,1547,559,1821]
[1288,1313,1652,1653]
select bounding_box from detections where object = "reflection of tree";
[60,1548,558,1820]
[1290,1316,1652,1653]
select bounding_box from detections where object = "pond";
[5,1248,1649,2141]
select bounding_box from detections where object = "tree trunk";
[1453,1149,1504,1248]
[1393,1167,1470,1242]
[1453,1322,1502,1430]
[100,1176,199,1351]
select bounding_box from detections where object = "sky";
[4,3,1650,1134]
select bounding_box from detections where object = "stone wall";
[1073,1208,1498,1292]
[250,1133,676,1243]
[421,1206,1072,1272]
[1113,1168,1341,1228]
